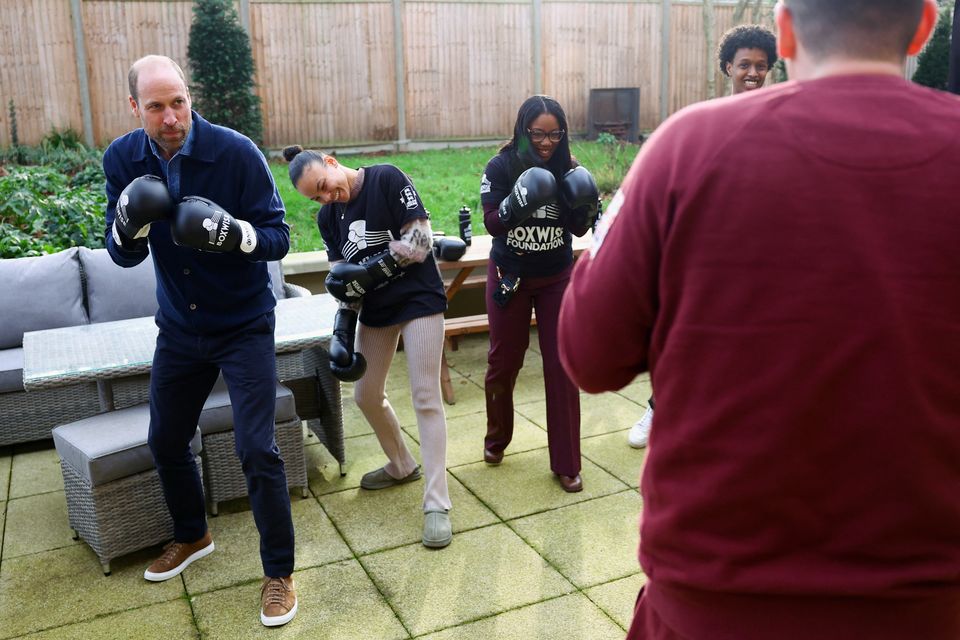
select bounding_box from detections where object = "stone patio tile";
[445,336,545,381]
[319,473,497,556]
[385,350,412,393]
[183,497,352,595]
[9,446,63,498]
[2,491,79,558]
[361,524,574,637]
[0,545,183,639]
[24,599,197,640]
[450,448,628,520]
[517,391,644,438]
[510,491,642,588]
[419,593,624,640]
[0,502,5,556]
[405,409,546,468]
[584,572,648,631]
[191,559,409,640]
[508,370,561,407]
[582,431,648,488]
[0,453,11,502]
[614,375,654,406]
[443,334,493,377]
[338,386,374,440]
[307,432,421,496]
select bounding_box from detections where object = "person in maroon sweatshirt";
[558,1,959,638]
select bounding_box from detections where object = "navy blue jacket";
[103,112,289,334]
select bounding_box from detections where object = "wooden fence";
[0,0,914,151]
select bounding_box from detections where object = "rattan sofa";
[0,248,308,446]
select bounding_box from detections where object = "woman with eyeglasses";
[479,95,598,492]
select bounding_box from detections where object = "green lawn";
[271,140,640,254]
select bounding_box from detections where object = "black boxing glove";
[558,166,599,237]
[171,196,258,254]
[433,236,467,261]
[324,251,404,303]
[113,175,174,245]
[329,308,367,382]
[498,167,557,229]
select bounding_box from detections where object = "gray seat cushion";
[79,247,159,323]
[0,347,24,393]
[199,380,298,435]
[0,248,88,349]
[268,261,285,301]
[52,404,201,486]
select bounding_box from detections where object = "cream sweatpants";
[354,312,451,511]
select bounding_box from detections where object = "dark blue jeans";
[148,311,294,577]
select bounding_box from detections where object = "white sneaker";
[628,406,653,448]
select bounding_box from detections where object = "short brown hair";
[785,0,925,61]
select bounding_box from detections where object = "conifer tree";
[914,4,953,91]
[187,0,263,145]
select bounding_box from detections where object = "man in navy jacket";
[103,55,297,627]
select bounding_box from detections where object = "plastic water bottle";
[458,205,472,246]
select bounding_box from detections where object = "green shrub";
[914,5,953,90]
[1,129,104,188]
[188,0,264,145]
[0,165,106,258]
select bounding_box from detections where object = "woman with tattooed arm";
[284,145,453,548]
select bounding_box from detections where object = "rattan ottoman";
[52,403,203,575]
[198,380,308,516]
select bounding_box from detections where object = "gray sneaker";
[422,509,452,548]
[360,465,422,490]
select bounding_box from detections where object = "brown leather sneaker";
[261,575,298,627]
[144,531,215,582]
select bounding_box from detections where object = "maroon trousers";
[484,259,581,476]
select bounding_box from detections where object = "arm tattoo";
[389,218,433,266]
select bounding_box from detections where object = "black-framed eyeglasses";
[527,129,565,143]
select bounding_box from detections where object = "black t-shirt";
[317,164,447,327]
[480,151,574,277]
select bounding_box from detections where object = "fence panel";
[542,0,662,132]
[252,0,398,147]
[403,1,533,140]
[0,0,83,147]
[7,0,925,150]
[82,0,195,146]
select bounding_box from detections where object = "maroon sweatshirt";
[559,75,960,639]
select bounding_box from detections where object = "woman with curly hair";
[627,24,778,451]
[718,24,778,94]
